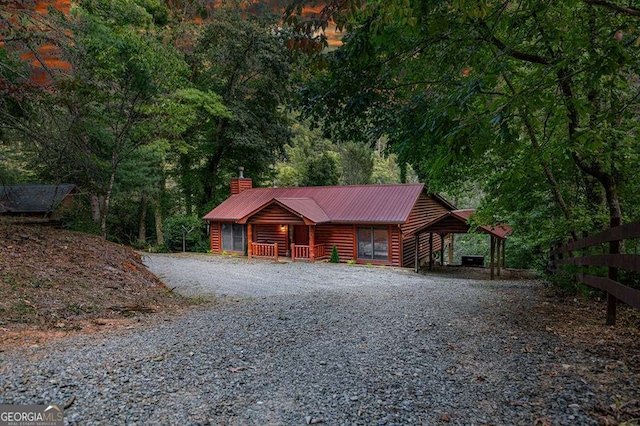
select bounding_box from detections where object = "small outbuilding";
[0,184,77,218]
[203,174,455,267]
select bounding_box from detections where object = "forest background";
[2,0,640,274]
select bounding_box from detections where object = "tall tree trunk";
[138,192,148,244]
[100,167,118,239]
[503,72,578,240]
[556,68,623,228]
[202,143,225,207]
[153,199,164,246]
[90,194,101,223]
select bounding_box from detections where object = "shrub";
[163,215,208,252]
[330,245,339,263]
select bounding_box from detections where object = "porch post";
[309,225,316,262]
[247,223,253,259]
[439,234,445,267]
[429,233,434,270]
[448,233,454,265]
[291,243,296,262]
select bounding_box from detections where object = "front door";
[294,225,309,245]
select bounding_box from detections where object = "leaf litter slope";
[0,224,188,344]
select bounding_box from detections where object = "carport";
[409,209,512,279]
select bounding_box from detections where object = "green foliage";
[330,245,339,263]
[162,215,207,252]
[340,141,373,185]
[181,4,293,208]
[60,204,101,236]
[303,152,340,186]
[293,0,640,281]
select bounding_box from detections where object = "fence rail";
[549,218,640,324]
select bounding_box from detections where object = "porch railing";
[315,244,326,260]
[290,243,327,262]
[251,242,278,261]
[291,243,309,261]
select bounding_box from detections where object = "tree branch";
[583,0,640,17]
[478,21,551,65]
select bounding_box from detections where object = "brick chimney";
[230,167,252,195]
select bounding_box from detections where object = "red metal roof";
[273,198,330,224]
[203,183,451,224]
[410,209,513,239]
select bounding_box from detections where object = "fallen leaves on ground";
[0,223,190,348]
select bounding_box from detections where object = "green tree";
[340,141,373,185]
[289,0,640,252]
[275,119,335,187]
[183,4,293,209]
[19,0,188,239]
[303,152,340,186]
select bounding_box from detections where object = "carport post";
[414,233,420,273]
[429,233,434,271]
[448,233,454,265]
[502,239,506,268]
[439,234,445,267]
[496,237,501,277]
[490,235,495,280]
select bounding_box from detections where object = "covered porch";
[239,197,332,262]
[247,223,328,262]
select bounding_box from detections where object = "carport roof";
[410,209,513,240]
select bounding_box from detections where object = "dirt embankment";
[0,224,189,347]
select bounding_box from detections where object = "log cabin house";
[203,174,456,268]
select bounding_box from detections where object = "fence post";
[607,217,621,325]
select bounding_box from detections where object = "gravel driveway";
[142,253,427,298]
[0,255,619,424]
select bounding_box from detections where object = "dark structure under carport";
[409,209,512,279]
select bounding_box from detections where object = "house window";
[357,226,389,261]
[221,223,246,252]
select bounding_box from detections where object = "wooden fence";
[549,219,640,325]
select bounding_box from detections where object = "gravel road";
[0,255,620,424]
[142,253,428,298]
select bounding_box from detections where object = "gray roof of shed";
[0,184,77,213]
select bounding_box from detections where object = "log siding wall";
[254,224,288,257]
[401,193,450,268]
[249,204,305,225]
[210,222,221,253]
[315,225,355,262]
